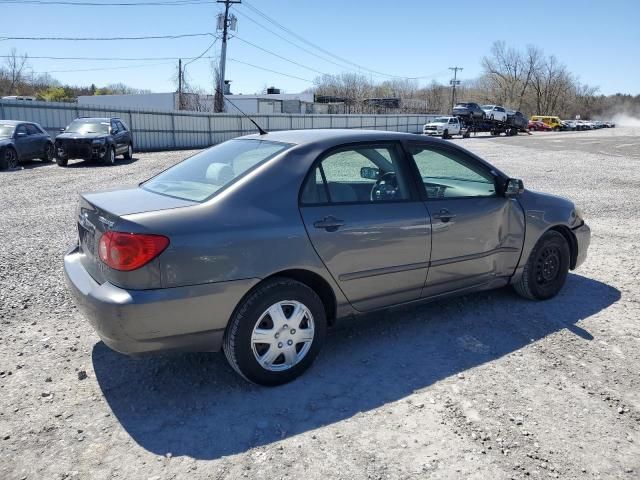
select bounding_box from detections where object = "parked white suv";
[423,116,462,138]
[481,105,508,122]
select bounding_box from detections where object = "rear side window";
[300,144,411,205]
[143,139,291,202]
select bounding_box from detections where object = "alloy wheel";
[5,149,18,169]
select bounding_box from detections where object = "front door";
[299,142,431,311]
[407,142,525,297]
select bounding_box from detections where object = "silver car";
[64,129,591,385]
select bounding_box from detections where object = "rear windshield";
[65,120,110,134]
[0,124,15,138]
[142,139,292,202]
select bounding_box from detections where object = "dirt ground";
[1,126,639,479]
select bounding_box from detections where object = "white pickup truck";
[423,116,462,138]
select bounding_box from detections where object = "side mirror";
[15,131,27,138]
[60,128,65,133]
[360,166,380,180]
[505,178,524,196]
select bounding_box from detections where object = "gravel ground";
[1,127,639,480]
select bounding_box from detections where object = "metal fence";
[0,99,437,152]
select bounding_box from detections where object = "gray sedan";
[64,129,590,385]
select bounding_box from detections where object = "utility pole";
[449,66,463,110]
[178,58,182,110]
[215,0,240,113]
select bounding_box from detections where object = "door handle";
[432,209,456,222]
[313,216,344,231]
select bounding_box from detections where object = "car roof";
[74,117,118,122]
[0,120,26,125]
[237,128,447,148]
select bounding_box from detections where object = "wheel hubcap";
[536,246,560,284]
[251,300,315,372]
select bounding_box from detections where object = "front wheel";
[223,278,327,386]
[123,143,133,160]
[513,230,570,300]
[104,146,116,165]
[2,147,19,170]
[42,143,54,162]
[442,129,449,139]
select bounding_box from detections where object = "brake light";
[98,231,169,271]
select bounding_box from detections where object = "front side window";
[409,145,496,199]
[143,139,291,202]
[301,144,410,205]
[25,124,40,135]
[66,120,110,135]
[15,125,27,136]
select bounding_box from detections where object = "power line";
[0,55,200,61]
[231,7,357,73]
[0,33,215,41]
[227,58,314,83]
[0,0,216,5]
[32,61,175,74]
[233,35,328,76]
[242,0,427,80]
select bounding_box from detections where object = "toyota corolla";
[64,129,590,385]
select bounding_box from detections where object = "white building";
[77,91,315,114]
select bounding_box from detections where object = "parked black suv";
[452,102,486,120]
[55,117,133,166]
[506,110,529,130]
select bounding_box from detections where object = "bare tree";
[3,49,29,95]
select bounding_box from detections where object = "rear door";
[299,142,431,311]
[407,142,525,297]
[110,119,125,154]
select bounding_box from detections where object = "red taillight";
[98,231,169,271]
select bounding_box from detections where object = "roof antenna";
[215,87,268,135]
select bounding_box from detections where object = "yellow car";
[530,115,563,131]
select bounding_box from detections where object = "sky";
[1,0,639,96]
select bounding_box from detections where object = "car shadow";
[64,157,139,168]
[92,274,619,460]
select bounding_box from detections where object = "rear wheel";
[223,277,327,386]
[513,230,570,300]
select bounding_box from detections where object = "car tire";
[513,230,570,301]
[442,129,449,139]
[104,146,116,165]
[41,143,54,162]
[223,277,327,386]
[123,143,133,160]
[2,147,19,170]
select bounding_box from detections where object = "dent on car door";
[299,142,431,311]
[407,143,525,297]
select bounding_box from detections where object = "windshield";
[432,117,450,123]
[0,124,15,138]
[481,105,493,110]
[65,120,110,134]
[143,139,292,202]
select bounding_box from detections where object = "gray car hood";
[0,137,12,146]
[57,132,107,141]
[82,187,197,217]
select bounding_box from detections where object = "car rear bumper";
[573,222,591,269]
[64,245,259,355]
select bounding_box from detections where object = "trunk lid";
[77,187,196,283]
